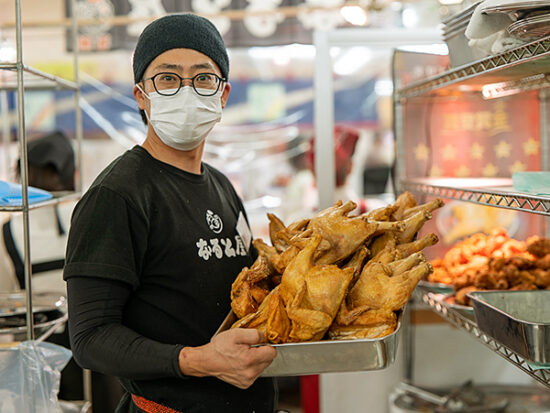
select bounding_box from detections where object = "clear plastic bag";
[0,340,72,413]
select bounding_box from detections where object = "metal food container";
[441,1,489,68]
[441,1,481,27]
[443,25,490,68]
[441,293,476,321]
[215,310,402,377]
[0,291,67,341]
[0,290,65,317]
[467,290,550,366]
[390,384,550,413]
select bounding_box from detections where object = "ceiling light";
[340,6,368,26]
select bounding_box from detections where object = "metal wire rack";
[0,63,79,91]
[419,290,550,388]
[397,36,550,99]
[0,192,82,212]
[402,178,550,216]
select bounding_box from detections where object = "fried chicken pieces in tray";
[428,229,550,306]
[230,193,443,343]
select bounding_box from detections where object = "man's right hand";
[178,328,276,389]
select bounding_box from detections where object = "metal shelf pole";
[70,0,91,408]
[540,89,550,238]
[72,0,83,193]
[15,0,34,342]
[392,54,404,195]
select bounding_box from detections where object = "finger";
[251,345,277,363]
[232,328,264,345]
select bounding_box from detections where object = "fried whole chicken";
[280,235,354,342]
[228,193,443,343]
[307,200,404,265]
[230,255,274,319]
[231,286,290,344]
[329,247,432,340]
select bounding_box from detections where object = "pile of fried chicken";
[429,229,550,305]
[453,238,550,305]
[429,228,530,285]
[229,192,443,343]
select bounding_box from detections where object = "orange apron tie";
[131,394,182,413]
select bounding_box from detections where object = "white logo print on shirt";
[196,210,247,261]
[206,209,223,234]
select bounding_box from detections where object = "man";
[64,14,277,413]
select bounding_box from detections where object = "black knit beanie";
[133,13,229,83]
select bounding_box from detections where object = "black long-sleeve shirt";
[67,276,183,379]
[64,146,274,412]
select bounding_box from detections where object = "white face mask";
[138,85,223,151]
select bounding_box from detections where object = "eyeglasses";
[142,72,226,97]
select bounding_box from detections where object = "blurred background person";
[281,125,364,224]
[0,130,75,294]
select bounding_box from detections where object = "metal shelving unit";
[394,31,550,389]
[401,177,550,216]
[397,35,550,99]
[1,0,89,412]
[3,0,83,341]
[417,289,550,388]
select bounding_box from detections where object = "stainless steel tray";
[442,1,481,26]
[215,309,402,377]
[441,293,475,320]
[417,280,454,294]
[467,290,550,366]
[482,1,550,15]
[508,12,550,40]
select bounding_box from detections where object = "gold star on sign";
[509,161,526,174]
[456,165,471,177]
[414,143,430,161]
[523,138,539,156]
[429,165,443,177]
[442,144,456,161]
[470,142,484,160]
[494,140,511,158]
[482,163,498,177]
